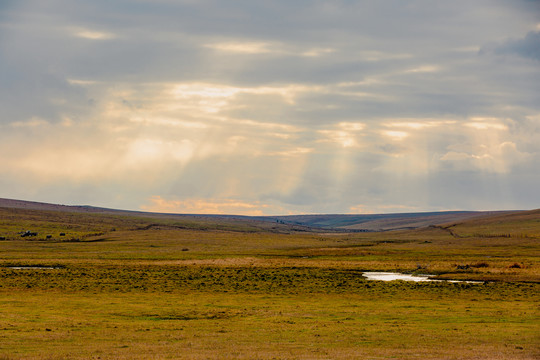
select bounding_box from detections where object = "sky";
[1,0,539,215]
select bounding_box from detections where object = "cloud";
[487,30,540,61]
[0,0,539,213]
[317,122,366,148]
[464,117,508,131]
[381,130,409,141]
[204,41,277,54]
[9,117,49,128]
[72,28,116,40]
[141,196,277,216]
[439,141,532,173]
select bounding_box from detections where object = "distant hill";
[436,208,540,238]
[259,211,517,231]
[0,198,128,214]
[0,197,523,232]
[0,198,314,234]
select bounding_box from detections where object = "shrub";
[470,262,489,268]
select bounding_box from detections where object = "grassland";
[0,205,539,359]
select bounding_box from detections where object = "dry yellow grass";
[0,205,539,359]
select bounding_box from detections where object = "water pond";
[363,272,483,284]
[6,266,61,270]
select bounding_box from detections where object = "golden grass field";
[0,205,539,359]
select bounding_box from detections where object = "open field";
[0,202,539,359]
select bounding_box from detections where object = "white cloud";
[464,121,507,130]
[10,117,49,128]
[317,132,355,148]
[403,65,441,74]
[316,122,366,148]
[440,141,532,173]
[124,138,195,165]
[204,41,276,54]
[382,130,409,141]
[260,147,313,157]
[301,47,335,57]
[383,119,456,129]
[67,78,99,86]
[72,28,115,40]
[205,41,337,58]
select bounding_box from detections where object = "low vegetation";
[0,204,538,359]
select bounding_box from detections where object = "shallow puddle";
[362,272,483,284]
[363,272,433,282]
[6,266,61,270]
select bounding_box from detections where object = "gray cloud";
[491,30,540,61]
[0,0,539,213]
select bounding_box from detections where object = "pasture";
[0,206,539,359]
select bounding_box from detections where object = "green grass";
[1,282,538,359]
[0,206,539,359]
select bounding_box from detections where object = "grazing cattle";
[21,231,38,237]
[46,235,52,239]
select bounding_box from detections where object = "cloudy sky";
[1,0,539,215]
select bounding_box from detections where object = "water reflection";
[363,272,483,284]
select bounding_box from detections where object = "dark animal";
[21,231,38,237]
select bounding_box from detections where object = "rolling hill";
[0,197,524,232]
